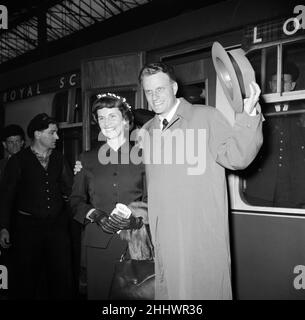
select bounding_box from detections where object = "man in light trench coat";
[138,62,263,300]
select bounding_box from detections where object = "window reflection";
[283,42,305,92]
[56,127,82,170]
[177,82,206,104]
[53,88,82,123]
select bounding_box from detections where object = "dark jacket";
[0,147,73,230]
[0,157,8,182]
[70,141,146,248]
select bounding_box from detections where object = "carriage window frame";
[53,86,83,129]
[248,41,305,105]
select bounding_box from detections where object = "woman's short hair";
[92,93,134,129]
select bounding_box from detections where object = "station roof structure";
[0,0,224,72]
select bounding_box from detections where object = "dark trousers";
[69,218,83,298]
[9,213,73,300]
[86,236,127,300]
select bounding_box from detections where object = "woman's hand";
[0,228,11,249]
[109,212,143,230]
[88,209,121,234]
[74,160,83,175]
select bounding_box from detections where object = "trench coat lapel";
[146,98,194,133]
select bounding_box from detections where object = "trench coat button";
[280,140,283,143]
[113,183,117,187]
[279,163,282,167]
[279,156,282,159]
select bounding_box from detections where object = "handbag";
[109,224,155,300]
[109,258,155,300]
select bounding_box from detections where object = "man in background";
[0,113,73,299]
[0,124,25,181]
[0,124,25,299]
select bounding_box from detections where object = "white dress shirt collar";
[158,98,180,129]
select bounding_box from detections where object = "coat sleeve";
[208,107,263,170]
[69,154,94,225]
[0,155,21,230]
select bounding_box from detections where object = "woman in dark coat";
[70,93,146,299]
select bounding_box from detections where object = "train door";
[229,38,305,299]
[81,53,144,151]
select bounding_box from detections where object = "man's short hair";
[138,62,177,83]
[1,124,25,142]
[282,61,299,81]
[27,113,57,139]
[269,60,300,81]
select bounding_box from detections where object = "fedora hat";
[212,42,256,113]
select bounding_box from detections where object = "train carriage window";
[53,88,82,124]
[52,87,83,169]
[162,50,215,106]
[282,42,305,92]
[56,127,82,169]
[247,46,277,94]
[241,41,305,209]
[177,83,206,105]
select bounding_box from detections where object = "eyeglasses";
[144,86,168,97]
